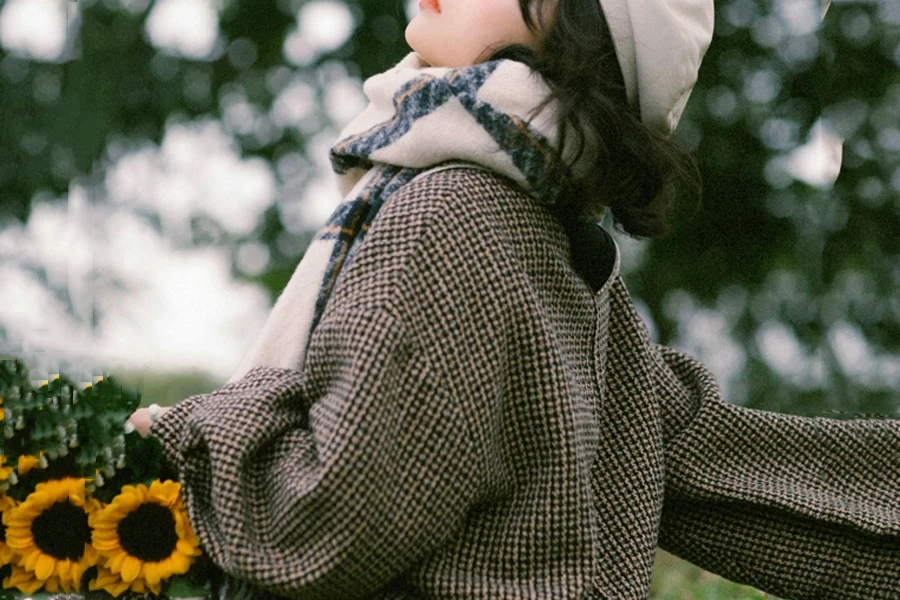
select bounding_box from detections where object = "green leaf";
[165,575,212,598]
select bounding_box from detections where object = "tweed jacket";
[151,167,900,600]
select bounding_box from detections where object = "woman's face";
[405,0,544,68]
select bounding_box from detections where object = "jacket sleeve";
[645,312,900,597]
[149,305,487,600]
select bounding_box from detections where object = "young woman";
[130,0,900,598]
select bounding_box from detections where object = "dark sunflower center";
[32,500,90,561]
[117,503,178,562]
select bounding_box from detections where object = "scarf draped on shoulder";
[230,52,594,382]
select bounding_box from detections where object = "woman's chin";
[404,45,440,69]
[405,24,452,68]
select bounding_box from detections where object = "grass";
[652,550,780,599]
[115,369,221,408]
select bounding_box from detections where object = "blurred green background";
[0,0,896,595]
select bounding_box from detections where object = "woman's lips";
[418,0,441,13]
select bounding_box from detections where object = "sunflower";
[2,477,99,593]
[0,492,15,567]
[17,454,46,476]
[0,455,12,483]
[89,480,202,597]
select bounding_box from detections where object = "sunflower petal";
[5,535,35,549]
[19,579,44,594]
[91,518,122,530]
[55,559,70,580]
[9,504,43,519]
[5,565,42,593]
[91,568,119,587]
[111,580,132,597]
[35,552,56,580]
[176,539,199,556]
[6,514,40,526]
[169,551,192,575]
[150,480,181,506]
[144,562,161,586]
[108,550,127,574]
[27,491,54,508]
[91,569,131,598]
[83,543,99,563]
[92,538,121,551]
[7,568,33,585]
[7,568,44,594]
[17,455,40,475]
[22,549,41,571]
[121,555,141,582]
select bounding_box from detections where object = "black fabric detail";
[565,216,617,293]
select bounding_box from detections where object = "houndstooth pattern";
[152,168,900,599]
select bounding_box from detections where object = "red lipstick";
[418,0,441,13]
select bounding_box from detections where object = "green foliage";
[623,0,900,415]
[163,573,213,599]
[0,358,162,502]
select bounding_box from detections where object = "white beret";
[597,0,716,136]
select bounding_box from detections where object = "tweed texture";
[152,168,900,599]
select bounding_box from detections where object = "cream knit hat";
[597,0,716,136]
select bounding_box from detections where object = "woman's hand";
[126,405,171,437]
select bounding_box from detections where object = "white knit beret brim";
[598,0,715,136]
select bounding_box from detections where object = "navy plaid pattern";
[311,164,417,335]
[316,58,570,344]
[330,60,567,198]
[153,168,900,599]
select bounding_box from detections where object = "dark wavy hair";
[484,0,701,238]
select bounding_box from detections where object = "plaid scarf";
[229,53,590,382]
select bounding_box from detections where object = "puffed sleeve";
[626,300,900,596]
[149,305,488,599]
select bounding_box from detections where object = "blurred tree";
[0,0,897,417]
[635,0,900,416]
